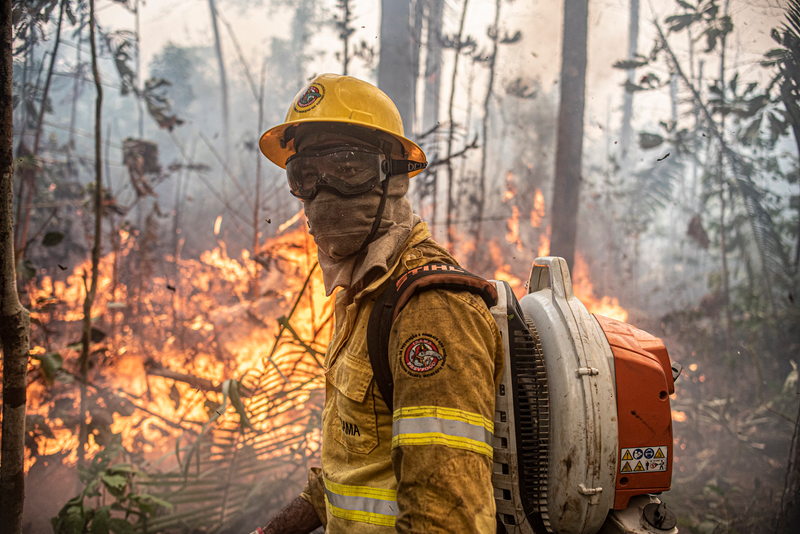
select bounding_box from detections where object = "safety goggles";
[285,146,427,200]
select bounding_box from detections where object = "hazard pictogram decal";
[619,446,668,474]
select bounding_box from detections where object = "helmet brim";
[260,118,427,178]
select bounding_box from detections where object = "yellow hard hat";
[260,73,426,178]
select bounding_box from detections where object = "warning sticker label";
[619,446,668,473]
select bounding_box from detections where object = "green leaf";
[169,383,181,411]
[665,13,698,33]
[676,0,695,10]
[768,111,789,143]
[639,132,665,149]
[108,519,135,534]
[63,505,87,534]
[100,472,128,498]
[77,464,95,484]
[42,231,65,247]
[17,258,37,281]
[740,116,762,145]
[612,59,648,70]
[227,379,253,430]
[204,399,221,419]
[130,493,173,515]
[90,506,111,534]
[36,352,63,384]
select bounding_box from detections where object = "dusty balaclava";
[295,128,419,295]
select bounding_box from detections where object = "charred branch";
[144,359,253,398]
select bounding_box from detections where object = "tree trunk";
[619,0,639,163]
[135,0,144,138]
[550,0,589,270]
[717,0,734,357]
[378,0,415,134]
[208,0,230,159]
[253,58,267,300]
[1,0,32,531]
[473,0,501,246]
[445,0,470,245]
[79,0,104,466]
[423,0,444,221]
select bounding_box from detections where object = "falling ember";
[214,214,223,236]
[572,254,628,322]
[530,189,545,228]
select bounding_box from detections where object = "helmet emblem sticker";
[399,334,446,378]
[294,83,325,113]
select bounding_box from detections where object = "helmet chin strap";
[356,178,391,254]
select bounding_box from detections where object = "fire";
[572,254,628,322]
[505,206,523,252]
[530,189,545,228]
[23,218,332,473]
[503,171,517,201]
[537,229,550,258]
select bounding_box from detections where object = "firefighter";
[253,73,503,533]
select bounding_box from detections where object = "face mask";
[304,184,385,261]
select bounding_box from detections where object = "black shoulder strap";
[367,263,498,413]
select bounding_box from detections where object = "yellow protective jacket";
[301,222,504,533]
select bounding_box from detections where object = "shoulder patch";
[399,333,446,378]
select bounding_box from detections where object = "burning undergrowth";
[23,222,331,532]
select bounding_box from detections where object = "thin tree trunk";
[208,0,230,159]
[79,0,104,466]
[1,0,32,530]
[550,0,589,270]
[423,0,444,226]
[445,0,469,245]
[253,58,267,300]
[67,11,84,171]
[473,0,501,247]
[378,0,414,134]
[619,0,639,163]
[717,0,734,356]
[135,0,144,138]
[341,0,351,75]
[34,0,65,154]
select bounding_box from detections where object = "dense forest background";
[1,0,800,533]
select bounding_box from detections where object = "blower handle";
[528,256,574,300]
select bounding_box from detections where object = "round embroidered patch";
[400,334,446,377]
[293,83,325,113]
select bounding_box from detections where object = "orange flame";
[572,254,628,322]
[505,206,523,252]
[530,189,545,228]
[24,224,331,471]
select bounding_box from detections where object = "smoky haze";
[6,0,800,533]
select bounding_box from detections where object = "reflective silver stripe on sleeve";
[323,486,399,517]
[392,416,493,445]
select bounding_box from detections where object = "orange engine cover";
[594,315,674,510]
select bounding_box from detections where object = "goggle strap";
[383,159,427,177]
[357,179,391,254]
